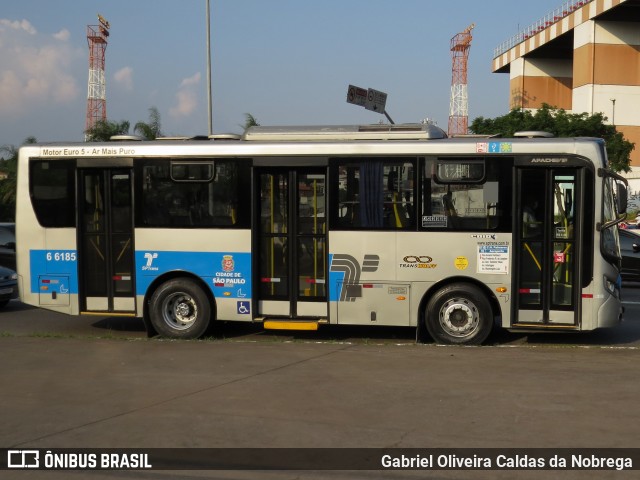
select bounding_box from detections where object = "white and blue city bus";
[15,124,628,344]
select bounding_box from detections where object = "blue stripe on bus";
[135,251,252,299]
[328,253,345,302]
[29,249,252,299]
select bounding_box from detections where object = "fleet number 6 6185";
[46,252,77,262]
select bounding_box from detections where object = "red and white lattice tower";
[448,23,475,137]
[85,14,110,139]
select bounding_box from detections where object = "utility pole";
[206,0,213,136]
[610,98,616,126]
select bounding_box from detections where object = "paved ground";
[1,330,639,479]
[2,296,640,479]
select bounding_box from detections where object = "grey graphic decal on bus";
[362,255,380,272]
[330,254,379,301]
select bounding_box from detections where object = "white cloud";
[0,19,37,35]
[114,66,134,91]
[0,18,82,116]
[180,72,201,87]
[170,73,201,118]
[53,29,70,41]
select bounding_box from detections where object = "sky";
[0,0,568,151]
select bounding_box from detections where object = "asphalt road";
[1,290,640,480]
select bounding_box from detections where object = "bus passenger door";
[78,168,136,313]
[255,168,328,320]
[514,168,582,327]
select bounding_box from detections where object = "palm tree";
[85,120,131,142]
[134,106,163,140]
[241,113,260,132]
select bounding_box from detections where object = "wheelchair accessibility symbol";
[237,301,250,315]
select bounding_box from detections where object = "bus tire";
[425,283,493,345]
[149,278,211,339]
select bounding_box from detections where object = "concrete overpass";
[492,0,640,167]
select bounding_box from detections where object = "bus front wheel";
[149,278,211,339]
[425,283,493,345]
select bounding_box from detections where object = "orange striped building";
[492,0,640,170]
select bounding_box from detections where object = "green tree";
[470,104,635,173]
[0,136,37,221]
[85,119,131,142]
[134,106,163,140]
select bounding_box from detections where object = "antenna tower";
[85,14,110,140]
[448,23,474,137]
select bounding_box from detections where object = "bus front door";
[256,169,328,320]
[515,168,582,327]
[78,168,136,314]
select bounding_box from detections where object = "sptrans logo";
[142,252,159,271]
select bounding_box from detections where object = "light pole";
[610,98,616,126]
[206,0,213,136]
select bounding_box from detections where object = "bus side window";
[138,159,243,228]
[336,164,360,227]
[420,157,512,232]
[333,158,416,230]
[384,164,414,228]
[30,160,76,228]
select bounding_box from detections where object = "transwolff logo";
[399,255,436,269]
[142,252,159,271]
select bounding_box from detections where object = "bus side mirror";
[617,181,628,214]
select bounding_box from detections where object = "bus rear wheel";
[149,278,211,339]
[424,283,493,345]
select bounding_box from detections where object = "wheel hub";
[162,293,198,330]
[440,299,479,337]
[175,301,192,319]
[451,306,470,325]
